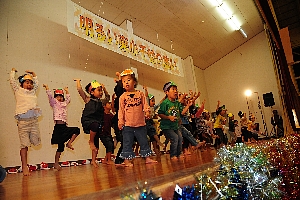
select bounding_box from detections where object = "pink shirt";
[46,90,70,123]
[118,90,149,128]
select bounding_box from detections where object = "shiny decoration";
[121,181,161,200]
[177,143,283,199]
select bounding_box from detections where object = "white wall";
[0,0,185,167]
[202,32,282,134]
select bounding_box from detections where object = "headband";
[88,80,102,93]
[54,89,64,96]
[120,69,134,77]
[148,94,154,100]
[163,81,177,92]
[19,74,33,83]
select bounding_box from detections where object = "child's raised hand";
[25,70,36,77]
[74,79,81,82]
[64,86,69,91]
[12,68,17,72]
[143,85,148,90]
[202,99,206,105]
[43,84,49,90]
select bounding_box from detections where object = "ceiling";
[70,0,299,70]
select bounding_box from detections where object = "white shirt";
[10,71,41,117]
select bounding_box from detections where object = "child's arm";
[142,91,150,119]
[111,93,116,114]
[64,86,71,104]
[158,114,177,122]
[216,100,220,111]
[191,91,201,102]
[118,94,125,130]
[195,100,206,118]
[74,79,89,103]
[181,100,192,115]
[43,84,55,107]
[102,84,110,101]
[10,68,19,92]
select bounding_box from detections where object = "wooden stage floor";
[0,149,217,200]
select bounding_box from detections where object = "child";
[111,72,126,165]
[234,120,243,143]
[74,79,110,104]
[43,84,80,170]
[227,113,236,145]
[101,100,115,165]
[238,111,250,143]
[213,101,227,148]
[10,68,42,176]
[118,69,157,167]
[144,86,164,155]
[179,96,205,155]
[158,81,191,160]
[81,80,104,168]
[195,101,214,150]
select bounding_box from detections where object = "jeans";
[162,129,182,158]
[120,126,152,159]
[180,125,198,146]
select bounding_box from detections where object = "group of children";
[11,67,233,175]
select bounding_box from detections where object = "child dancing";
[101,100,115,165]
[10,68,42,176]
[118,69,157,167]
[81,80,104,167]
[158,81,190,160]
[43,84,80,170]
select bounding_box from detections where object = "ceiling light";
[210,0,247,38]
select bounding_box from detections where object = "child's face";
[55,95,64,102]
[149,98,155,107]
[122,75,136,92]
[22,80,33,91]
[165,86,178,100]
[104,102,112,110]
[91,86,103,98]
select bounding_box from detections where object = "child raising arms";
[81,80,104,168]
[10,68,42,176]
[118,69,157,167]
[43,84,80,170]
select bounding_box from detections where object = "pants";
[162,129,182,158]
[120,126,152,159]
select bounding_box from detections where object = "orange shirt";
[118,90,149,128]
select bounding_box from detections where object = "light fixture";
[245,90,252,97]
[210,0,247,38]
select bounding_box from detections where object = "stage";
[0,149,217,200]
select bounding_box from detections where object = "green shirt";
[158,98,183,130]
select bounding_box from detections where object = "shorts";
[17,118,41,149]
[51,124,80,152]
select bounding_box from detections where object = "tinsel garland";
[264,133,300,200]
[179,143,283,200]
[122,134,300,199]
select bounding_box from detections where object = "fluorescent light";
[239,28,248,38]
[210,0,247,37]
